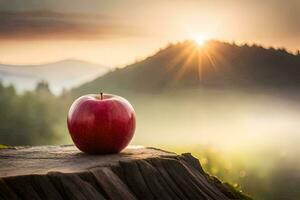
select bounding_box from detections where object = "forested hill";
[72,40,300,95]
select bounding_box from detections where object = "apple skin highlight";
[67,93,136,154]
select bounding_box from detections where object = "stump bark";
[0,145,250,200]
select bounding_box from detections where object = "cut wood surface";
[0,145,250,200]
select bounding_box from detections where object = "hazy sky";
[0,0,299,66]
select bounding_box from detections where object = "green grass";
[0,144,7,149]
[223,182,253,200]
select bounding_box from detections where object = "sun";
[194,35,208,47]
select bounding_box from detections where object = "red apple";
[67,93,136,154]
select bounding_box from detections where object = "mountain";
[72,40,300,96]
[0,60,108,94]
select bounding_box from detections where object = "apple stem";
[100,92,103,100]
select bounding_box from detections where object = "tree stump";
[0,145,250,200]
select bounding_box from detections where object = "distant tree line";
[0,81,71,145]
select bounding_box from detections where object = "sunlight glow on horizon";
[165,38,220,84]
[194,35,210,47]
